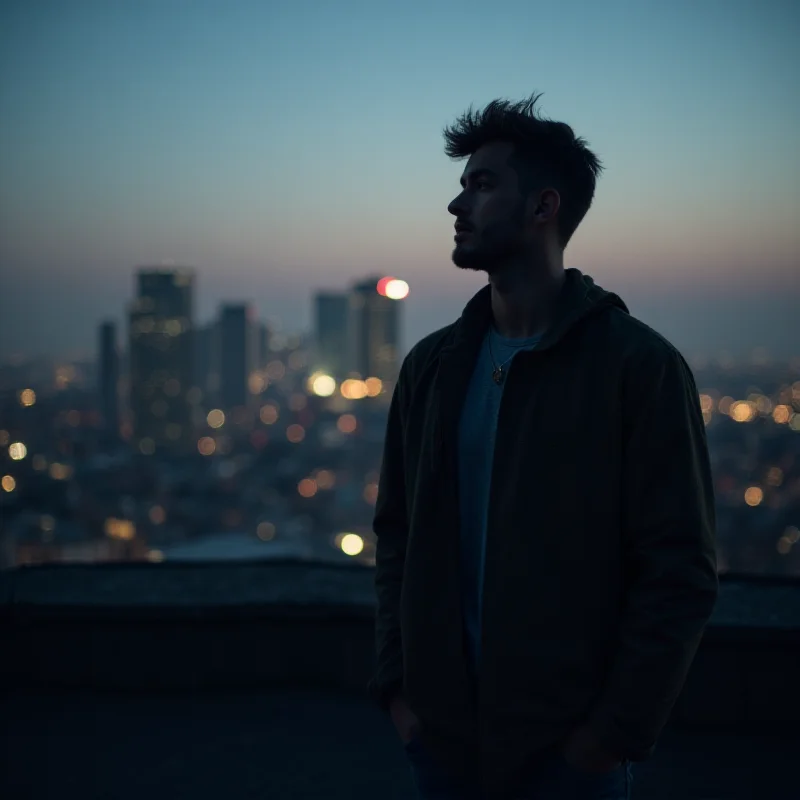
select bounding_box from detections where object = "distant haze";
[1,0,797,361]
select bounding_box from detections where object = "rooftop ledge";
[1,559,799,631]
[2,561,799,730]
[0,558,379,617]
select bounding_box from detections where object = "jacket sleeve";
[367,355,412,711]
[588,344,718,760]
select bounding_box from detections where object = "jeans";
[405,736,633,800]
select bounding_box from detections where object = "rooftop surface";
[3,688,797,800]
[2,560,799,799]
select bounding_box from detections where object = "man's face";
[447,141,533,274]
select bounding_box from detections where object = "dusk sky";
[1,0,797,362]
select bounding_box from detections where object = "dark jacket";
[368,268,718,796]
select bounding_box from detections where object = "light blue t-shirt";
[458,326,541,674]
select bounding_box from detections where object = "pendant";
[492,367,505,385]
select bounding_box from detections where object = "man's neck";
[489,258,565,339]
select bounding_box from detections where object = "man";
[368,94,718,800]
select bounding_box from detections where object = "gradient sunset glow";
[0,0,797,360]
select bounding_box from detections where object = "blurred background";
[1,0,798,577]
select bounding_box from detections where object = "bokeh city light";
[257,521,276,541]
[364,377,383,397]
[286,424,305,443]
[298,478,318,498]
[376,276,409,300]
[308,372,336,397]
[259,404,279,425]
[339,533,365,556]
[197,437,216,456]
[385,279,409,300]
[337,414,357,434]
[340,379,368,400]
[744,487,764,507]
[104,518,135,541]
[9,442,27,461]
[207,409,225,429]
[19,389,36,407]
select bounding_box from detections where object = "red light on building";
[376,277,395,297]
[376,276,409,300]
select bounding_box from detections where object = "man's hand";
[389,695,421,745]
[561,724,622,775]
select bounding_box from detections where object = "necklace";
[488,338,517,385]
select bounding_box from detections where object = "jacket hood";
[453,268,628,352]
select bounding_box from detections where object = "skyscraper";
[194,321,219,405]
[348,277,403,389]
[128,268,194,454]
[313,292,349,380]
[219,303,257,410]
[258,321,272,370]
[98,321,119,438]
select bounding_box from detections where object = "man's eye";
[476,181,490,190]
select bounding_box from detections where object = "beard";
[451,220,525,275]
[451,200,528,275]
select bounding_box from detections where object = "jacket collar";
[447,267,620,355]
[429,268,626,469]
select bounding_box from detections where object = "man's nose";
[447,193,467,217]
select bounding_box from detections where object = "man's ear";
[529,188,560,222]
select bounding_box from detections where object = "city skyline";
[1,0,798,360]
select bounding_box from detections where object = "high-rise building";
[313,292,349,380]
[98,321,119,438]
[128,268,194,454]
[348,277,403,389]
[194,321,219,405]
[258,321,272,370]
[219,303,257,410]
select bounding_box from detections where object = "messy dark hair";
[443,93,602,247]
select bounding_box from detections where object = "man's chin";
[452,246,488,273]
